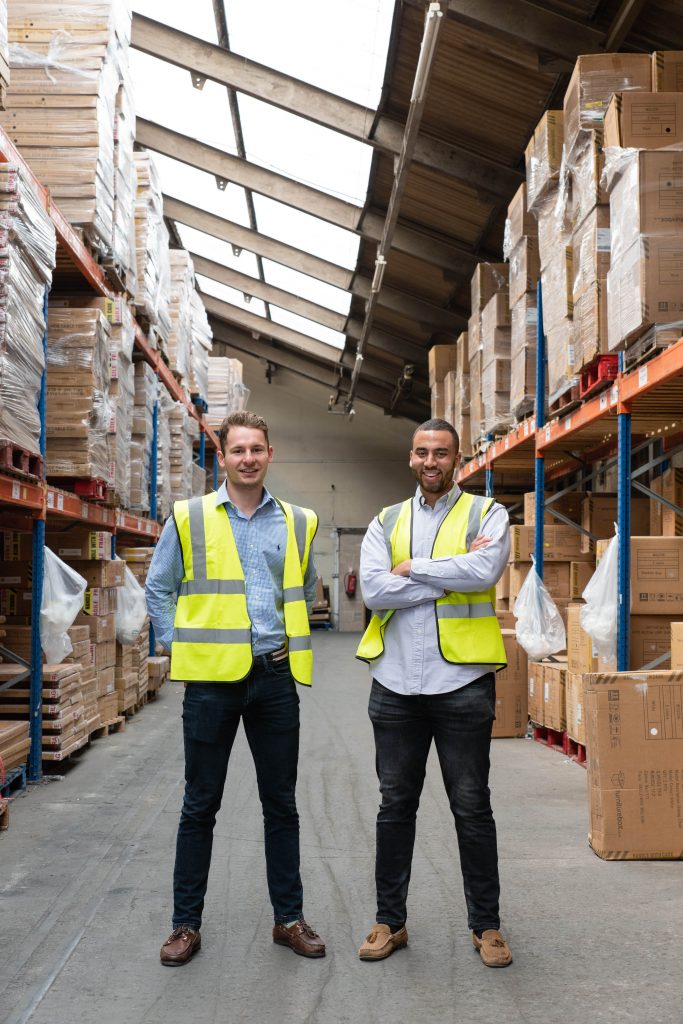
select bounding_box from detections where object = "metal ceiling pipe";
[340,0,448,417]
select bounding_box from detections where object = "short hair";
[412,418,459,450]
[219,411,270,452]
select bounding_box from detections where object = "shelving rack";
[457,282,683,671]
[0,124,221,780]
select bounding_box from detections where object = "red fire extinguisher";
[344,568,357,598]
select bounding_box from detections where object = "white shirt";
[359,484,511,695]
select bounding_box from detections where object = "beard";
[412,466,454,494]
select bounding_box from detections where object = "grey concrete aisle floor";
[1,633,681,1024]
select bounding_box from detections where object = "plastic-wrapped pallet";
[169,401,198,503]
[0,0,8,107]
[156,388,173,520]
[0,163,56,456]
[167,250,194,384]
[188,290,212,400]
[133,150,171,344]
[129,360,156,512]
[206,356,249,429]
[2,1,133,261]
[46,307,111,482]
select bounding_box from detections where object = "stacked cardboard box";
[2,1,133,259]
[189,290,212,400]
[450,332,471,456]
[130,360,156,512]
[0,664,87,762]
[585,669,683,859]
[493,630,528,738]
[167,250,195,385]
[206,357,249,429]
[510,523,593,626]
[468,263,508,443]
[147,655,170,696]
[505,183,539,420]
[132,150,171,345]
[0,164,56,456]
[69,555,122,711]
[0,1,8,108]
[46,307,111,482]
[480,292,512,434]
[428,342,456,420]
[168,401,199,503]
[115,642,137,713]
[0,718,30,775]
[133,620,149,701]
[156,389,173,520]
[111,62,137,291]
[650,467,683,536]
[527,657,568,732]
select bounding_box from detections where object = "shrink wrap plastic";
[206,356,250,429]
[167,250,194,384]
[133,150,171,340]
[189,290,212,399]
[0,164,56,454]
[155,388,172,521]
[129,359,155,513]
[41,547,88,665]
[513,562,566,661]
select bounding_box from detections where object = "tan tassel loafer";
[359,923,408,961]
[472,929,513,967]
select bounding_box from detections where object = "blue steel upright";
[199,428,206,469]
[534,279,546,580]
[617,352,631,671]
[213,449,219,490]
[29,287,49,780]
[485,433,494,497]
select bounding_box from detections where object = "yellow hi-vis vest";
[171,492,318,685]
[356,492,507,669]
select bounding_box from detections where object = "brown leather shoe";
[160,926,201,966]
[359,923,408,961]
[272,918,326,958]
[472,929,512,967]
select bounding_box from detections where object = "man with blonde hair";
[147,410,325,965]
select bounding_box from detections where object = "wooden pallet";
[46,476,110,501]
[0,796,9,831]
[0,440,43,482]
[89,715,126,739]
[623,329,678,373]
[547,380,581,420]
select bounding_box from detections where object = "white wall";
[220,351,421,601]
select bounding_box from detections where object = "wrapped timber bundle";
[132,150,171,346]
[206,356,249,429]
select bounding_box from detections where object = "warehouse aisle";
[1,633,681,1024]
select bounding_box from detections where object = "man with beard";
[355,418,512,967]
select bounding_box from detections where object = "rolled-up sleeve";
[410,505,511,593]
[145,516,184,652]
[360,516,444,611]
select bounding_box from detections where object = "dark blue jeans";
[172,657,302,930]
[368,673,500,933]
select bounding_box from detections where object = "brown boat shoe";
[160,926,201,966]
[359,923,409,961]
[272,918,326,958]
[472,929,513,967]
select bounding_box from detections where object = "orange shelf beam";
[46,488,117,528]
[116,510,161,539]
[0,474,44,512]
[488,416,536,464]
[619,335,683,405]
[535,385,618,454]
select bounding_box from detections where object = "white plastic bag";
[40,547,88,664]
[116,561,148,646]
[580,526,619,663]
[513,561,566,660]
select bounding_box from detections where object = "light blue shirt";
[360,483,510,695]
[145,482,318,655]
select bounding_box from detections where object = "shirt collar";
[415,481,461,511]
[215,480,276,512]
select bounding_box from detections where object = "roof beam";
[131,13,522,201]
[208,319,428,419]
[137,119,477,274]
[605,0,649,51]
[165,196,467,330]
[404,0,605,62]
[191,252,429,363]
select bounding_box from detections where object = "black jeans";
[368,673,500,933]
[172,657,302,930]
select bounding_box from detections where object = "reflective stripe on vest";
[171,492,317,685]
[356,491,507,668]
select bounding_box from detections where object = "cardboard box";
[568,131,608,228]
[497,609,515,630]
[652,51,683,91]
[523,491,585,528]
[610,150,683,262]
[471,262,508,313]
[563,53,651,152]
[510,339,536,417]
[525,110,564,211]
[545,318,577,398]
[570,561,593,600]
[505,183,537,253]
[85,613,116,644]
[509,236,540,306]
[528,661,545,724]
[585,670,683,859]
[540,247,573,329]
[580,495,649,554]
[604,91,683,149]
[510,525,593,563]
[431,380,445,419]
[428,344,457,387]
[597,615,676,672]
[492,631,528,738]
[672,622,683,668]
[45,528,114,562]
[567,603,598,673]
[67,559,125,590]
[543,662,567,732]
[630,536,683,614]
[97,666,116,697]
[509,561,572,602]
[607,236,683,351]
[652,468,683,537]
[572,206,611,298]
[573,280,608,369]
[566,671,587,745]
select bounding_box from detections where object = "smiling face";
[217,425,273,494]
[409,429,460,505]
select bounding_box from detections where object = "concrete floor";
[1,632,681,1024]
